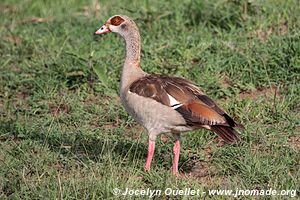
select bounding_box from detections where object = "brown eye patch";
[110,16,125,26]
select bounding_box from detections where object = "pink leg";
[144,140,155,172]
[172,139,180,174]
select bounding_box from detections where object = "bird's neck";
[124,30,141,66]
[120,29,145,91]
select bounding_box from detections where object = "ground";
[0,0,299,199]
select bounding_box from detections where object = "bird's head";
[95,15,138,37]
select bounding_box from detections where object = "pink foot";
[172,139,180,174]
[144,140,155,172]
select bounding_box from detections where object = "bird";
[94,15,244,174]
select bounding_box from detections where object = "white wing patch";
[167,94,182,109]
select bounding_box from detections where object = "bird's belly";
[121,91,188,135]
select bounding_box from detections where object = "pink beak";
[95,24,111,35]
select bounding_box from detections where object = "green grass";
[0,0,299,199]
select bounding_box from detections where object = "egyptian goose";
[95,15,243,174]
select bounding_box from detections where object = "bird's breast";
[120,90,189,134]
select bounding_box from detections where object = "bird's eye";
[101,27,104,30]
[121,24,127,29]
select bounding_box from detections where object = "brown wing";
[129,75,170,106]
[129,74,243,143]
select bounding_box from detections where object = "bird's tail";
[211,126,240,144]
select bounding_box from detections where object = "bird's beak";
[94,24,111,35]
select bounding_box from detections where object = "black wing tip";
[223,113,245,130]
